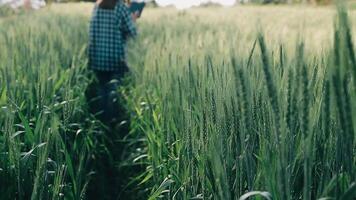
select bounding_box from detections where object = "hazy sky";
[155,0,236,9]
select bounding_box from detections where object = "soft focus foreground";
[0,3,355,200]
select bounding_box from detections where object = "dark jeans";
[91,69,128,126]
[86,68,130,200]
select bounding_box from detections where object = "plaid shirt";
[89,2,137,71]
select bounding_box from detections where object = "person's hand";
[131,11,139,22]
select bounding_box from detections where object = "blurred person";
[88,0,139,127]
[86,0,139,198]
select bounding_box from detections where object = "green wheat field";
[0,2,356,200]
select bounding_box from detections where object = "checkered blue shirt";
[89,2,137,71]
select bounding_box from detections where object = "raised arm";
[117,3,137,39]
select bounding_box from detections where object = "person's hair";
[97,0,120,10]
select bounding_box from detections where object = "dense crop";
[127,5,356,200]
[0,3,355,200]
[0,13,100,199]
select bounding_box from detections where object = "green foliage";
[0,3,355,200]
[126,5,356,200]
[0,5,15,18]
[0,13,102,199]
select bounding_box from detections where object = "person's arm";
[117,3,138,38]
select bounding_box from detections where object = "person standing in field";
[88,0,139,126]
